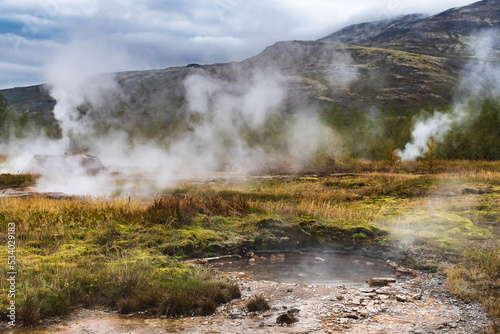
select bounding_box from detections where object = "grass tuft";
[446,245,500,320]
[246,295,270,312]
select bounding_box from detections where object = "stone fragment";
[396,295,408,302]
[412,293,422,300]
[227,313,243,319]
[276,310,298,325]
[346,313,359,320]
[367,277,396,287]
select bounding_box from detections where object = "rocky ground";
[8,268,494,334]
[0,188,70,199]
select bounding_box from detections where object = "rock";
[276,311,298,325]
[396,268,417,278]
[396,295,408,302]
[262,311,273,318]
[367,277,396,287]
[227,313,243,319]
[462,187,485,195]
[0,188,73,200]
[350,298,361,305]
[22,154,107,176]
[346,313,359,320]
[362,292,377,298]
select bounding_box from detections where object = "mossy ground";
[0,160,499,327]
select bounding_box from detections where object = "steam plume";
[399,29,500,161]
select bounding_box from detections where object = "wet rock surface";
[13,271,494,334]
[0,188,72,200]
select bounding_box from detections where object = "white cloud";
[0,0,479,89]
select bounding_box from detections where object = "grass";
[246,295,270,312]
[0,160,499,328]
[446,245,500,321]
[0,173,39,189]
[0,197,242,326]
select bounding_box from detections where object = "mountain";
[1,0,499,119]
[320,0,500,58]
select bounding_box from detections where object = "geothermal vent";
[22,154,107,176]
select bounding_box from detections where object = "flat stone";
[227,313,243,319]
[367,277,396,287]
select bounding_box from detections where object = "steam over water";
[215,252,397,287]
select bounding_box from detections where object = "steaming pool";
[213,252,397,287]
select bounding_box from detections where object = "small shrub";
[227,284,242,299]
[421,136,438,173]
[160,291,197,317]
[18,295,41,327]
[117,297,142,314]
[246,295,270,312]
[353,232,366,240]
[383,143,401,167]
[200,300,218,315]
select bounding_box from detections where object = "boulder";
[22,154,107,176]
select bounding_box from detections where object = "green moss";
[395,212,492,238]
[296,219,389,245]
[57,243,98,258]
[386,211,494,253]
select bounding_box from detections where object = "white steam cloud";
[399,29,500,161]
[1,38,358,197]
[43,38,133,148]
[398,112,452,161]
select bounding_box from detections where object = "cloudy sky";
[0,0,478,89]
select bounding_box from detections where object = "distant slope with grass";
[1,0,499,117]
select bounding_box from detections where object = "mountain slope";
[1,0,499,117]
[319,0,500,58]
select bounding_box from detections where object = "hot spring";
[213,252,398,287]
